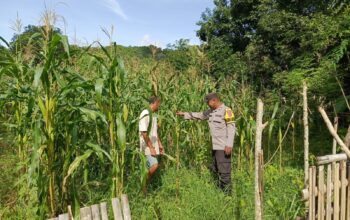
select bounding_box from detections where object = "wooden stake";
[334,163,340,220]
[100,202,108,220]
[318,166,325,220]
[346,164,350,220]
[326,164,332,220]
[121,194,131,220]
[255,99,267,220]
[111,198,123,220]
[91,204,101,220]
[332,117,339,155]
[303,82,309,188]
[340,161,346,220]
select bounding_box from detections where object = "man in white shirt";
[139,96,164,189]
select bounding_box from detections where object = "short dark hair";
[204,92,219,103]
[148,96,160,104]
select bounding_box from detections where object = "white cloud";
[140,34,163,48]
[102,0,128,21]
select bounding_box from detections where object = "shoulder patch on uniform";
[224,108,235,124]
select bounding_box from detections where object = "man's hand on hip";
[150,147,157,156]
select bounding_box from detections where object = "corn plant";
[88,42,128,197]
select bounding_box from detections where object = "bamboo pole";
[334,163,340,220]
[316,154,347,165]
[326,164,332,220]
[100,202,108,220]
[346,164,350,220]
[318,107,350,158]
[340,161,346,220]
[303,82,309,188]
[121,194,131,220]
[332,117,339,155]
[318,166,325,220]
[255,99,267,220]
[111,198,123,220]
[344,126,350,148]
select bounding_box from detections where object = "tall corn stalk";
[34,28,70,216]
[90,42,127,197]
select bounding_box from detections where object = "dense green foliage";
[197,0,350,103]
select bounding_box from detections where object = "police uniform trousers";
[212,150,232,193]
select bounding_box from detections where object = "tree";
[164,39,192,72]
[10,25,62,62]
[197,0,350,100]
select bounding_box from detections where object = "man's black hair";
[148,96,160,104]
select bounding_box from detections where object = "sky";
[0,0,214,47]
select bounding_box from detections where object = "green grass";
[128,164,303,220]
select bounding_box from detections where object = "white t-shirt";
[139,109,159,156]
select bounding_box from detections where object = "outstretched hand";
[176,111,185,116]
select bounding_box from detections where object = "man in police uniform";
[176,93,235,193]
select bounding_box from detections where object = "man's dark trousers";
[212,150,232,194]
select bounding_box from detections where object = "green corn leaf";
[97,41,112,61]
[116,114,126,150]
[33,67,43,88]
[78,107,107,124]
[95,78,104,103]
[0,36,10,48]
[123,104,128,122]
[37,97,46,119]
[271,102,279,120]
[86,142,112,162]
[60,35,70,58]
[27,32,41,47]
[63,149,94,190]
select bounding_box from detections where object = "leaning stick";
[318,107,350,158]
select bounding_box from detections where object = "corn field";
[0,12,308,220]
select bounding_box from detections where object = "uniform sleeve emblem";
[225,108,235,124]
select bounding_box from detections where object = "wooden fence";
[304,159,350,220]
[47,194,131,220]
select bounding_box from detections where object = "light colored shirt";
[139,109,160,156]
[184,104,236,150]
